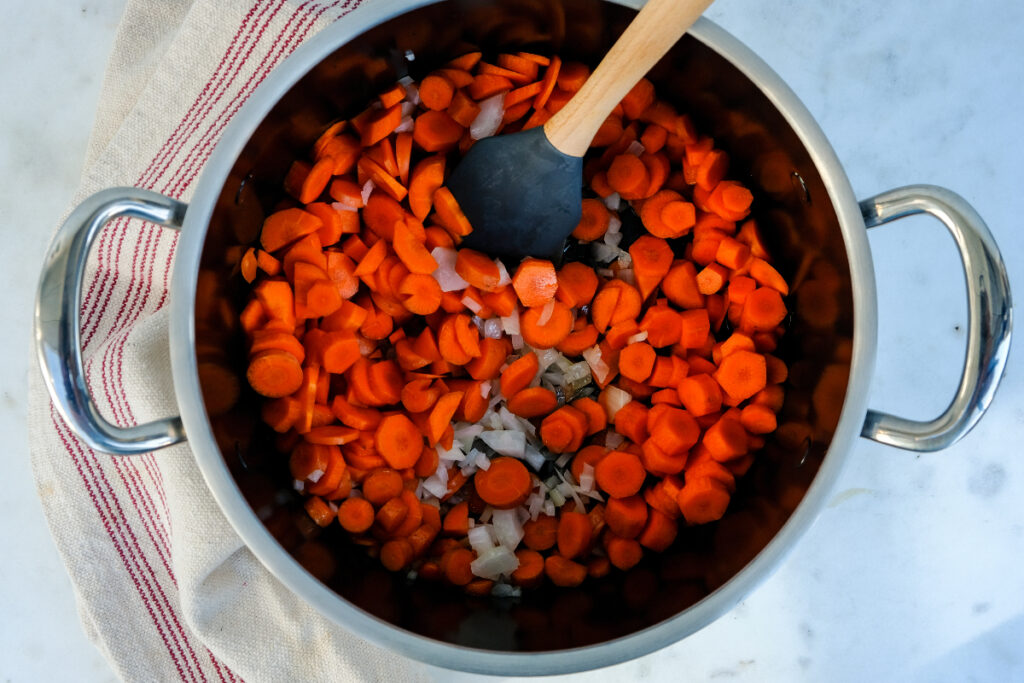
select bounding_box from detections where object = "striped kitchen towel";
[28,1,429,680]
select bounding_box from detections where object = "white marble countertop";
[2,1,1021,681]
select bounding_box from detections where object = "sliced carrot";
[419,74,455,111]
[629,235,674,300]
[337,497,375,533]
[512,258,558,308]
[545,554,586,587]
[594,450,646,499]
[499,352,539,399]
[506,386,558,418]
[572,198,611,242]
[474,457,531,509]
[556,511,592,560]
[604,495,649,539]
[676,477,731,524]
[571,396,607,436]
[520,301,573,349]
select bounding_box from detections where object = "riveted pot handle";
[35,188,189,455]
[860,185,1012,452]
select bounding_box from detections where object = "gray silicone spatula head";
[447,127,583,262]
[443,0,715,261]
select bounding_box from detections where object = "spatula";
[448,0,715,261]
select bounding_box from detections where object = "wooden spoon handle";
[544,0,715,158]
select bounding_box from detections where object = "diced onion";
[536,300,555,326]
[607,214,622,234]
[496,259,512,286]
[394,116,414,133]
[480,506,494,523]
[579,463,596,492]
[400,78,421,106]
[470,93,506,140]
[616,268,636,286]
[462,295,483,315]
[331,201,358,213]
[468,525,496,554]
[483,318,504,339]
[293,479,305,492]
[603,229,623,247]
[476,453,492,471]
[492,508,525,549]
[470,545,519,580]
[523,444,546,472]
[603,192,622,211]
[430,247,471,291]
[625,140,646,156]
[479,430,526,458]
[627,330,648,344]
[605,430,626,449]
[361,180,375,205]
[534,347,560,372]
[511,334,524,350]
[501,310,521,335]
[543,500,556,517]
[400,101,417,118]
[480,382,491,399]
[554,452,572,468]
[307,469,324,483]
[582,345,610,384]
[601,385,632,421]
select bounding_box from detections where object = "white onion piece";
[483,318,504,339]
[600,385,633,421]
[492,508,524,549]
[480,382,491,399]
[495,259,512,286]
[582,345,610,384]
[579,463,596,493]
[421,474,448,498]
[437,443,466,462]
[453,424,483,449]
[603,229,623,247]
[293,479,305,492]
[534,347,560,372]
[527,492,545,520]
[548,487,566,507]
[479,506,494,523]
[476,453,492,471]
[511,334,524,350]
[501,309,521,335]
[596,268,614,278]
[357,334,377,357]
[331,201,358,213]
[607,214,622,234]
[430,247,471,291]
[470,93,507,140]
[543,500,556,517]
[523,444,546,472]
[401,80,421,106]
[361,180,375,205]
[394,116,415,134]
[400,101,417,118]
[603,192,622,211]
[468,525,496,554]
[479,430,526,458]
[605,431,626,449]
[471,545,519,580]
[307,469,324,483]
[626,330,648,344]
[616,268,636,286]
[625,140,646,156]
[462,295,483,315]
[536,300,555,326]
[554,452,572,468]
[592,242,623,264]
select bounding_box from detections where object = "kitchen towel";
[27,0,428,680]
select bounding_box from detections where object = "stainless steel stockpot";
[36,0,1011,675]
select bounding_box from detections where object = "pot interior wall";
[194,0,855,651]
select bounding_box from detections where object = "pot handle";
[35,188,189,455]
[859,184,1012,452]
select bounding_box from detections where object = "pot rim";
[169,0,877,674]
